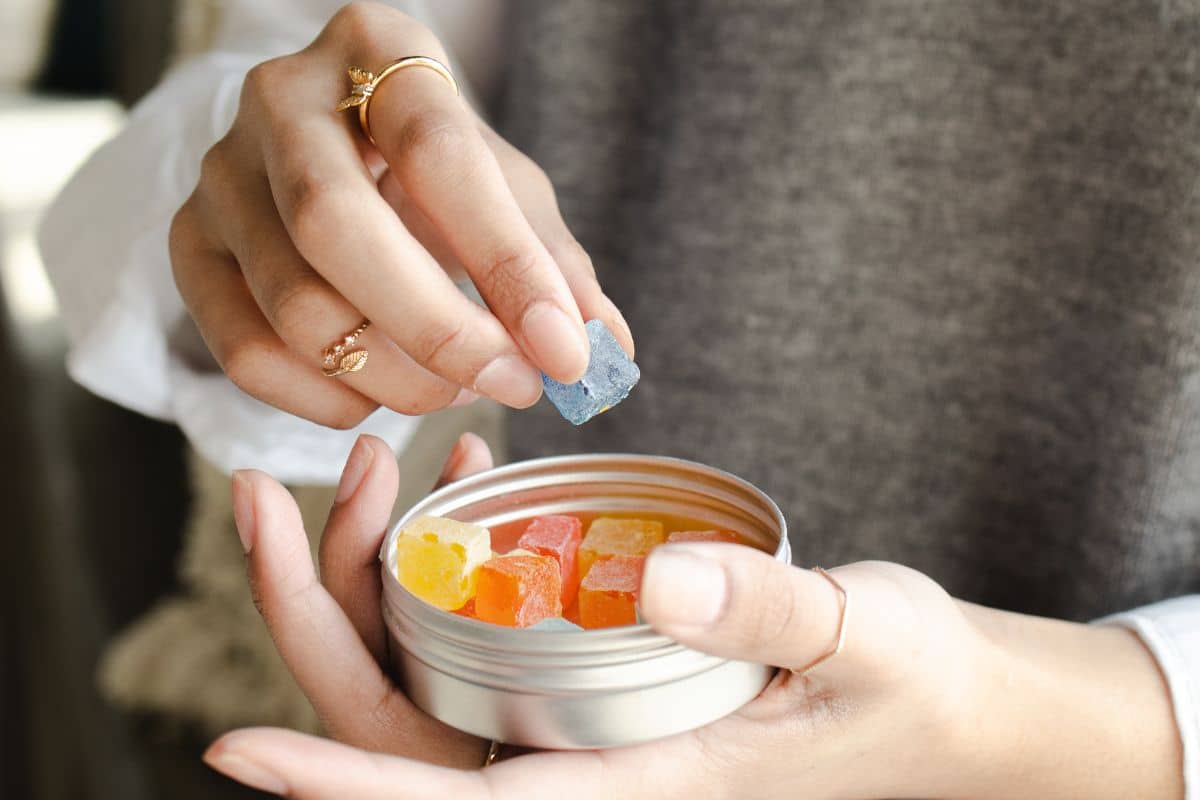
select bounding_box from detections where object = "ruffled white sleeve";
[37,0,489,484]
[1101,596,1200,798]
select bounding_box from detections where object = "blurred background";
[1,1,264,797]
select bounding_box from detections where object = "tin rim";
[380,453,790,672]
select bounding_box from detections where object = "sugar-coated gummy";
[518,515,584,608]
[542,320,640,425]
[475,553,563,628]
[578,517,665,580]
[579,554,645,629]
[394,515,491,611]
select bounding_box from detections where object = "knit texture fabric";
[502,0,1200,620]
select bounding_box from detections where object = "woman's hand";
[209,433,1184,798]
[222,432,497,770]
[170,1,632,428]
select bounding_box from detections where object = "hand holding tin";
[209,492,1182,799]
[222,433,494,773]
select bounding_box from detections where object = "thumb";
[639,543,856,677]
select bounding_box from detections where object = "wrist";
[953,603,1182,799]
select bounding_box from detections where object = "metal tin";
[380,454,790,749]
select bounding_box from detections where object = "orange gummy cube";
[667,530,741,544]
[475,553,563,628]
[517,515,583,608]
[579,555,645,629]
[578,518,664,580]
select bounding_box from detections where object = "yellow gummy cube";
[578,517,665,579]
[395,515,491,611]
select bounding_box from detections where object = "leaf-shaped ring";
[336,56,460,146]
[321,319,372,377]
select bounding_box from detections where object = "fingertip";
[521,301,590,384]
[641,544,730,630]
[437,432,494,486]
[456,431,494,474]
[204,729,290,796]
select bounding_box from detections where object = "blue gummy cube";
[529,617,585,632]
[542,320,640,425]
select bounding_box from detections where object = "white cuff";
[1101,596,1200,799]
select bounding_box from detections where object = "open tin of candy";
[380,454,791,749]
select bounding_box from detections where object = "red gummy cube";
[667,530,741,544]
[579,555,645,629]
[475,553,563,628]
[517,515,583,608]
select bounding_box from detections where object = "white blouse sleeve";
[37,0,495,484]
[1100,596,1200,798]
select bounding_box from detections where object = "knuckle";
[262,273,330,339]
[517,157,555,196]
[409,316,471,371]
[737,565,800,647]
[325,399,377,430]
[283,172,354,253]
[167,201,202,275]
[328,3,442,53]
[328,1,388,37]
[391,112,480,180]
[389,381,460,416]
[547,236,597,280]
[240,57,289,106]
[475,245,543,310]
[197,137,236,190]
[221,336,276,393]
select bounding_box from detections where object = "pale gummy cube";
[542,320,640,425]
[529,617,585,632]
[399,515,492,562]
[391,515,489,609]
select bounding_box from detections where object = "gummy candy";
[394,515,491,611]
[667,530,741,544]
[475,552,563,628]
[542,320,640,425]
[578,517,665,579]
[517,515,583,608]
[579,555,645,629]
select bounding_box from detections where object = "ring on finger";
[790,566,849,677]
[336,55,460,145]
[322,319,371,377]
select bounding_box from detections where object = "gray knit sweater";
[501,1,1200,620]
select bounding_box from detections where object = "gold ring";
[790,566,849,676]
[483,740,502,768]
[322,320,371,377]
[336,56,460,145]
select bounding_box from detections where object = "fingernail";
[231,471,255,554]
[522,302,590,382]
[642,547,728,626]
[474,355,544,408]
[335,435,375,504]
[449,387,478,408]
[204,750,288,795]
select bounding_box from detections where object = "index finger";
[367,64,591,383]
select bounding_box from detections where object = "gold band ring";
[790,567,849,677]
[322,320,371,377]
[336,56,460,145]
[483,740,502,768]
